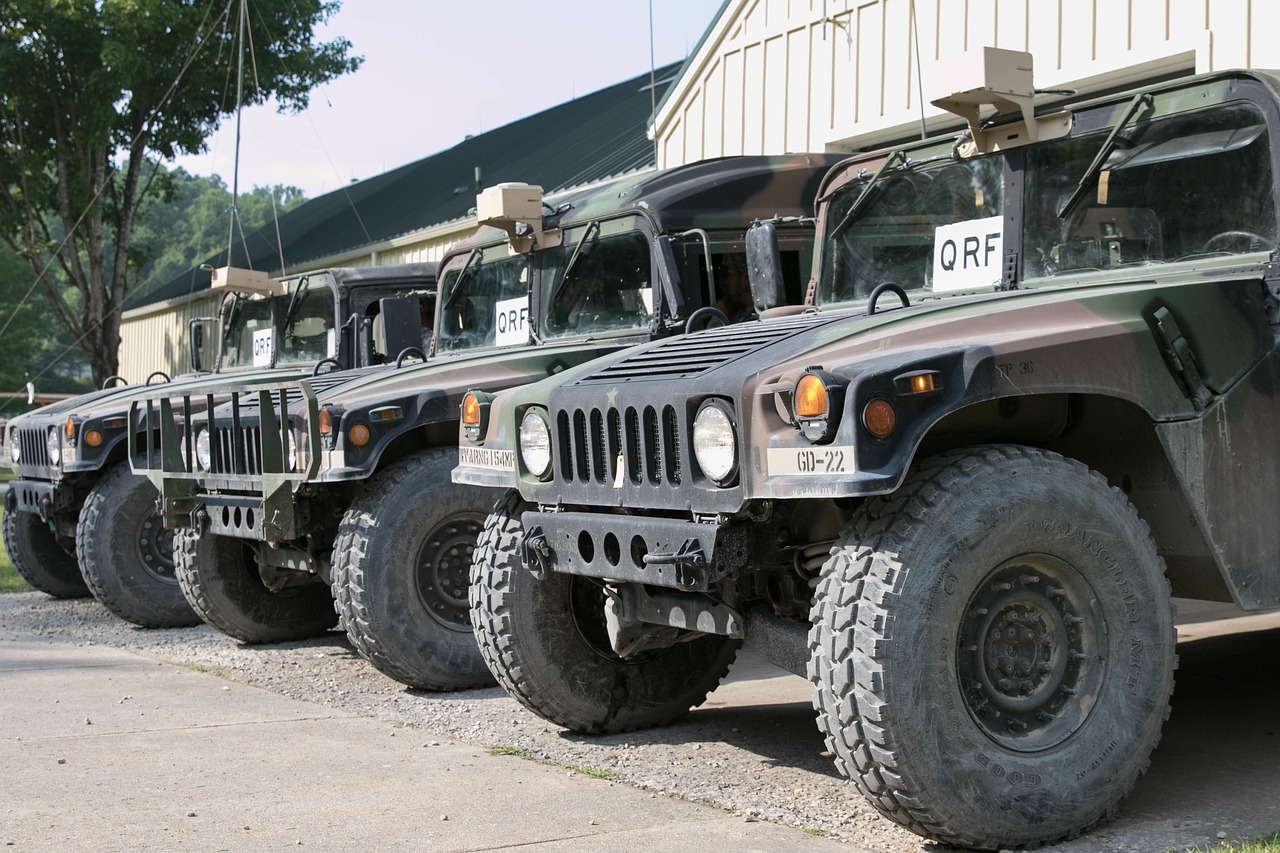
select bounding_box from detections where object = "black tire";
[75,464,198,628]
[808,446,1175,850]
[173,528,337,643]
[332,448,492,690]
[1,504,89,599]
[470,490,741,734]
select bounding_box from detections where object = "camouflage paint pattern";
[3,264,435,535]
[127,155,839,546]
[457,69,1280,611]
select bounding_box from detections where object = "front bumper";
[519,509,750,592]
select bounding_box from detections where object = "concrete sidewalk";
[0,635,850,852]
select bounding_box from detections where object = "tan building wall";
[655,0,1280,165]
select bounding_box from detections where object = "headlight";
[286,430,298,471]
[8,437,18,463]
[518,408,552,480]
[692,399,737,485]
[194,429,212,471]
[46,428,61,466]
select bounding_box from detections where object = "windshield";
[540,230,653,339]
[276,287,337,365]
[1023,102,1275,278]
[220,285,337,369]
[435,246,530,353]
[818,154,1005,305]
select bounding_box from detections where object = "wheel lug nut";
[994,581,1012,591]
[969,606,989,617]
[1048,586,1066,598]
[1036,710,1055,722]
[1019,574,1040,585]
[1006,718,1028,731]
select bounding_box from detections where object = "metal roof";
[129,62,682,310]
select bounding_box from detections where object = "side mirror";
[187,317,214,372]
[374,296,424,365]
[745,222,785,312]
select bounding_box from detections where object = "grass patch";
[488,746,618,781]
[0,506,35,594]
[564,763,618,782]
[1180,833,1280,852]
[803,827,835,838]
[489,746,532,758]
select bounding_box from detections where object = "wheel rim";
[956,553,1107,752]
[414,513,484,630]
[135,512,177,583]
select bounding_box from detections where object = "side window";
[1024,102,1276,279]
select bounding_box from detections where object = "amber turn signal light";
[794,374,829,418]
[461,393,481,427]
[84,429,104,447]
[347,424,371,447]
[862,399,896,437]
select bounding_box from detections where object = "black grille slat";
[662,406,681,485]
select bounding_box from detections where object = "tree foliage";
[127,164,305,304]
[0,245,92,415]
[0,0,360,386]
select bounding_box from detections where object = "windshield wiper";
[442,247,482,310]
[548,220,601,309]
[1057,92,1153,220]
[829,149,909,242]
[281,273,313,332]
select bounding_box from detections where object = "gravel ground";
[3,590,1271,853]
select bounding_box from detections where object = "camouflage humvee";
[454,50,1280,849]
[126,155,837,690]
[3,264,433,627]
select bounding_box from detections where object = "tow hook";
[643,539,708,590]
[521,525,553,579]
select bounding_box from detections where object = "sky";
[172,0,727,199]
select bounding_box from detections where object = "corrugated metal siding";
[656,0,1280,167]
[117,291,220,382]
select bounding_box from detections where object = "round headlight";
[194,429,212,471]
[8,437,19,463]
[46,428,61,466]
[518,409,552,480]
[692,400,737,485]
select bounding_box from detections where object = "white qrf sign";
[933,216,1004,293]
[493,295,530,346]
[252,328,274,366]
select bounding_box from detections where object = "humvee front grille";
[557,404,684,487]
[209,424,264,476]
[17,427,50,469]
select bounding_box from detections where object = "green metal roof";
[129,62,682,310]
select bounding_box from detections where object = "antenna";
[910,0,927,140]
[649,0,658,168]
[228,0,246,267]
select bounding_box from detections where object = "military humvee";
[3,264,433,626]
[454,50,1280,849]
[127,156,836,691]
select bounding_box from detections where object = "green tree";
[126,165,305,304]
[0,0,359,386]
[0,245,91,415]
